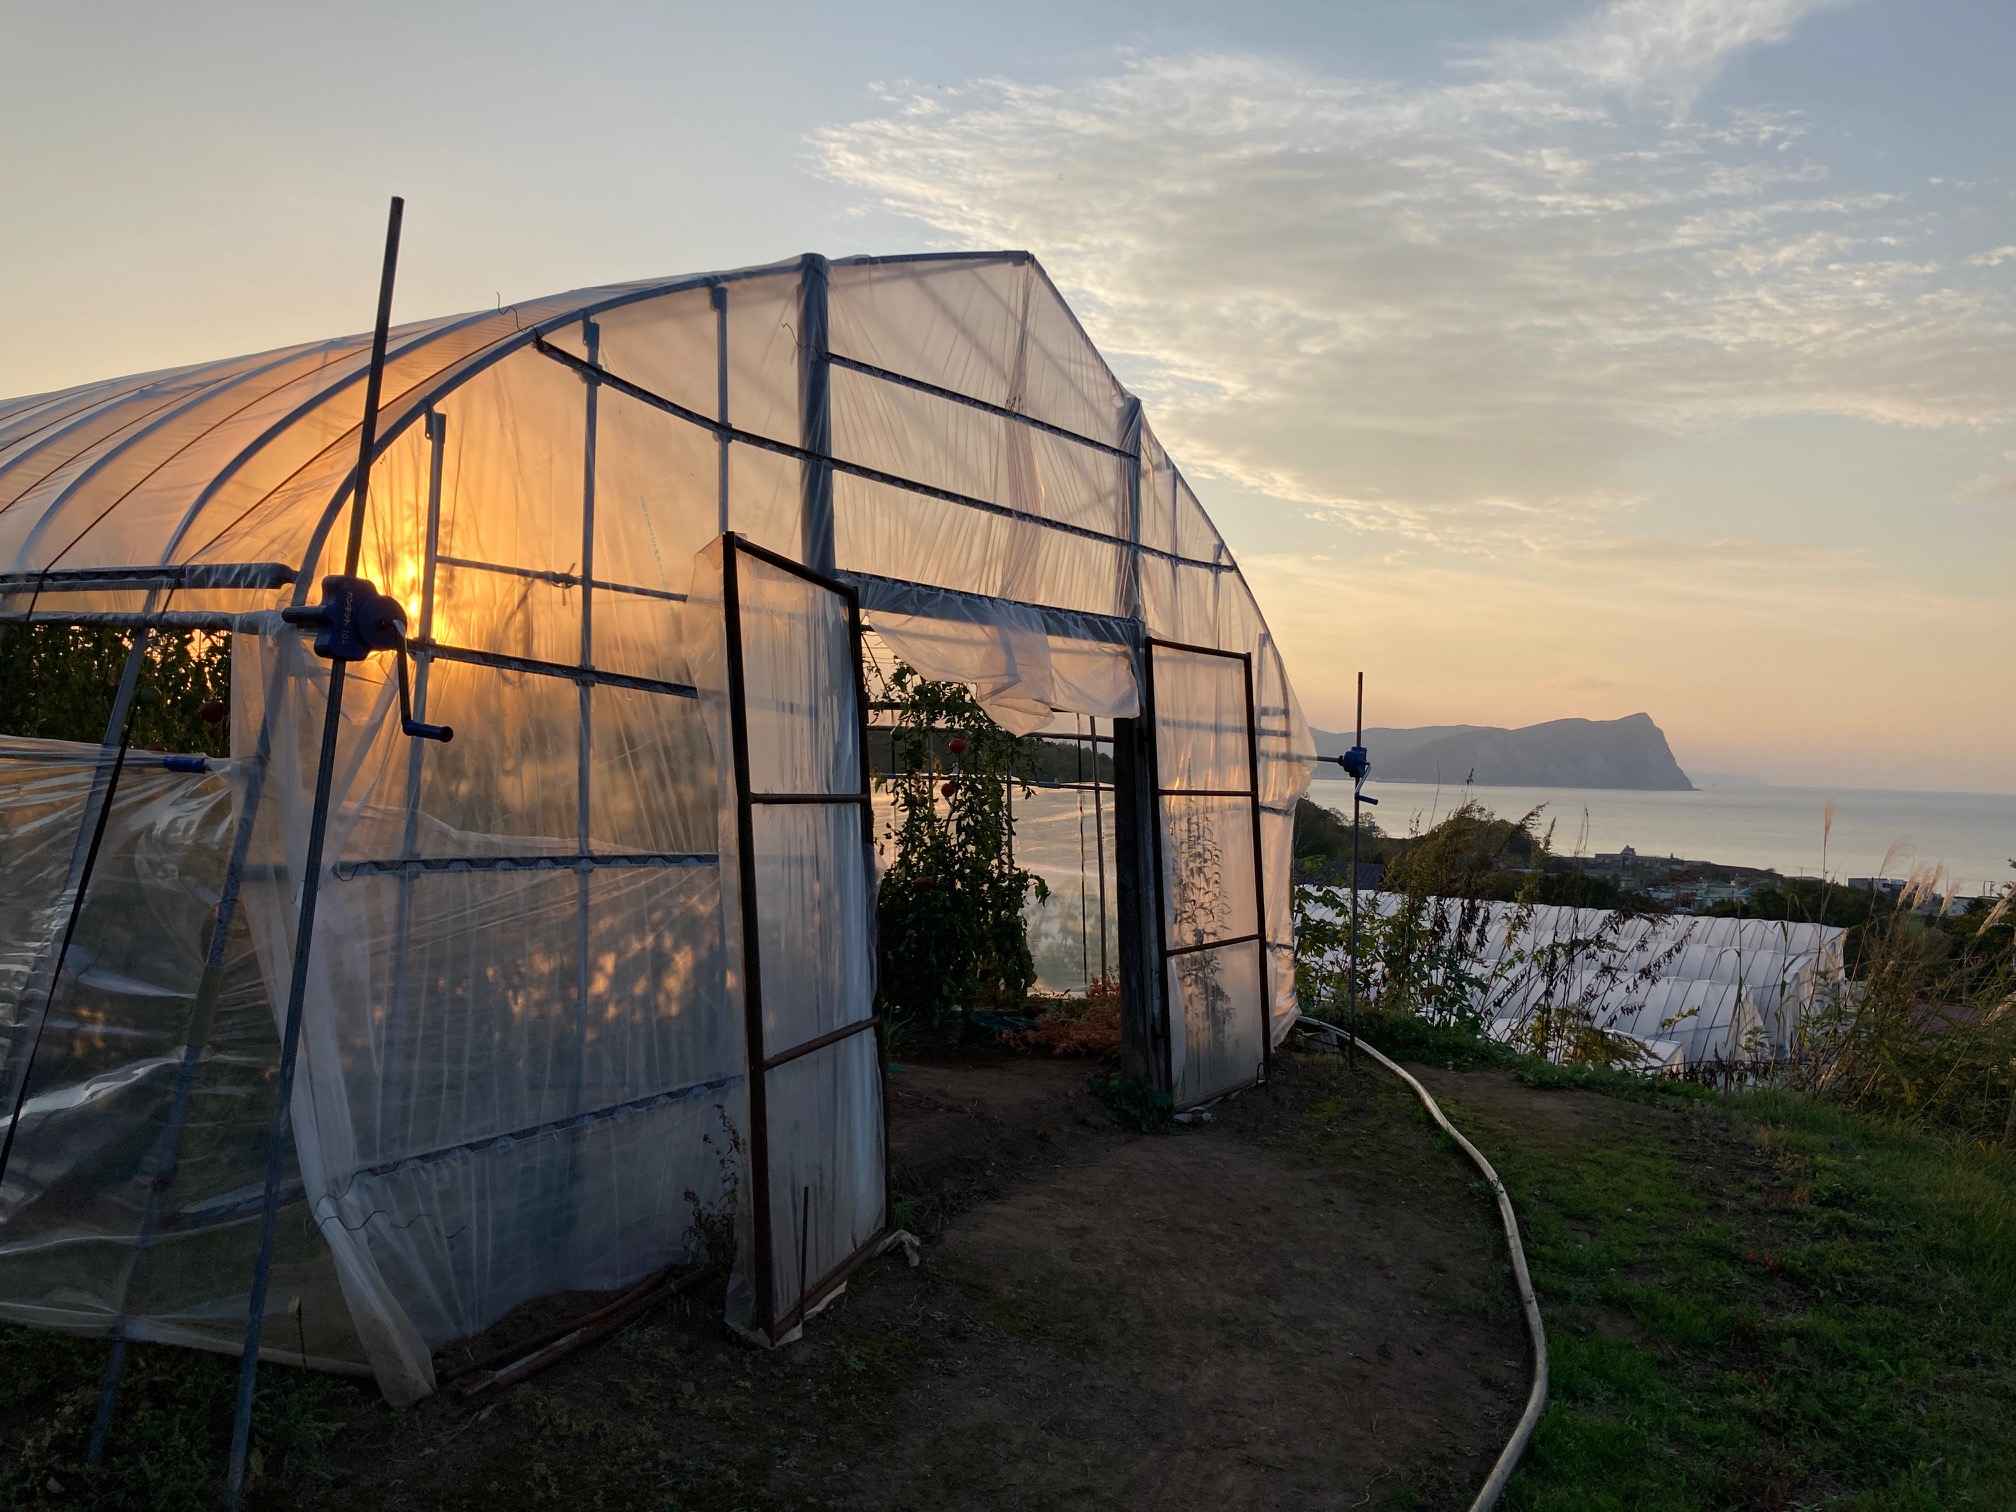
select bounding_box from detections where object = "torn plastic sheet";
[863,585,1139,735]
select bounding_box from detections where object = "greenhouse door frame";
[1141,636,1272,1110]
[719,531,891,1344]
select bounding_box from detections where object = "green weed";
[1088,1069,1174,1131]
[1463,1080,2016,1509]
[0,1327,360,1511]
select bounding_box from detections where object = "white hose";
[1295,1019,1549,1512]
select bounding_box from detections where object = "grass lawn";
[6,1043,2015,1510]
[1428,1061,2016,1511]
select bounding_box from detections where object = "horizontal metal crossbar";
[333,851,717,879]
[863,722,1115,746]
[1178,1074,1267,1113]
[749,791,873,806]
[760,1015,880,1073]
[732,531,863,601]
[161,1181,307,1232]
[0,561,297,594]
[846,569,1136,646]
[416,640,698,699]
[436,553,686,604]
[1164,931,1262,959]
[532,337,1234,576]
[1148,636,1249,662]
[835,249,1029,269]
[0,608,256,632]
[347,1074,744,1188]
[829,353,1130,460]
[865,772,1107,794]
[1158,787,1259,800]
[771,1223,893,1339]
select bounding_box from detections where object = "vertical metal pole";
[797,255,833,575]
[712,283,730,537]
[1242,652,1271,1085]
[797,1183,811,1322]
[398,409,448,848]
[721,537,776,1336]
[1092,718,1108,985]
[1348,671,1364,1070]
[1119,400,1143,621]
[1111,397,1151,1074]
[388,409,447,1054]
[1076,715,1090,989]
[225,194,402,1511]
[418,412,447,662]
[0,627,150,1194]
[1142,646,1174,1095]
[849,589,894,1249]
[1111,709,1162,1089]
[575,319,600,1122]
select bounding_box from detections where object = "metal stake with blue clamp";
[222,198,450,1512]
[1313,673,1375,1065]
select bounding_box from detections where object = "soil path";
[317,1050,1529,1511]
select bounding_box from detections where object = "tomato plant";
[873,663,1047,1035]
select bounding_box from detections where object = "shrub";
[0,624,230,753]
[1003,979,1122,1058]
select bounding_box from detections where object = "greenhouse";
[1342,895,1845,1068]
[0,246,1315,1435]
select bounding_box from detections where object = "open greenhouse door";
[1144,639,1272,1109]
[697,533,888,1346]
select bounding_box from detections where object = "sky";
[3,0,2013,792]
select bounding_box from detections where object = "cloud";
[811,1,2016,789]
[1548,674,1621,693]
[1479,0,1850,105]
[1957,470,2016,507]
[813,8,2015,564]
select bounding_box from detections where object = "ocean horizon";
[1309,775,2016,896]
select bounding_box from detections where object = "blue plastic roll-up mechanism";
[280,574,454,743]
[1320,742,1377,803]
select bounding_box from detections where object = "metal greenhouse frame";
[717,531,891,1343]
[0,204,1315,1501]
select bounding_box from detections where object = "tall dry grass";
[1795,861,2016,1147]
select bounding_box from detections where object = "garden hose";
[1295,1018,1549,1512]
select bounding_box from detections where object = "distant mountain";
[1311,714,1695,791]
[1312,725,1488,766]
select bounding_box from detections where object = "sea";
[1309,775,2016,897]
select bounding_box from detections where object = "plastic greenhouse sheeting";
[0,251,1316,1401]
[1333,894,1845,1068]
[0,738,373,1375]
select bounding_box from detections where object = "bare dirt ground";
[309,1048,1530,1511]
